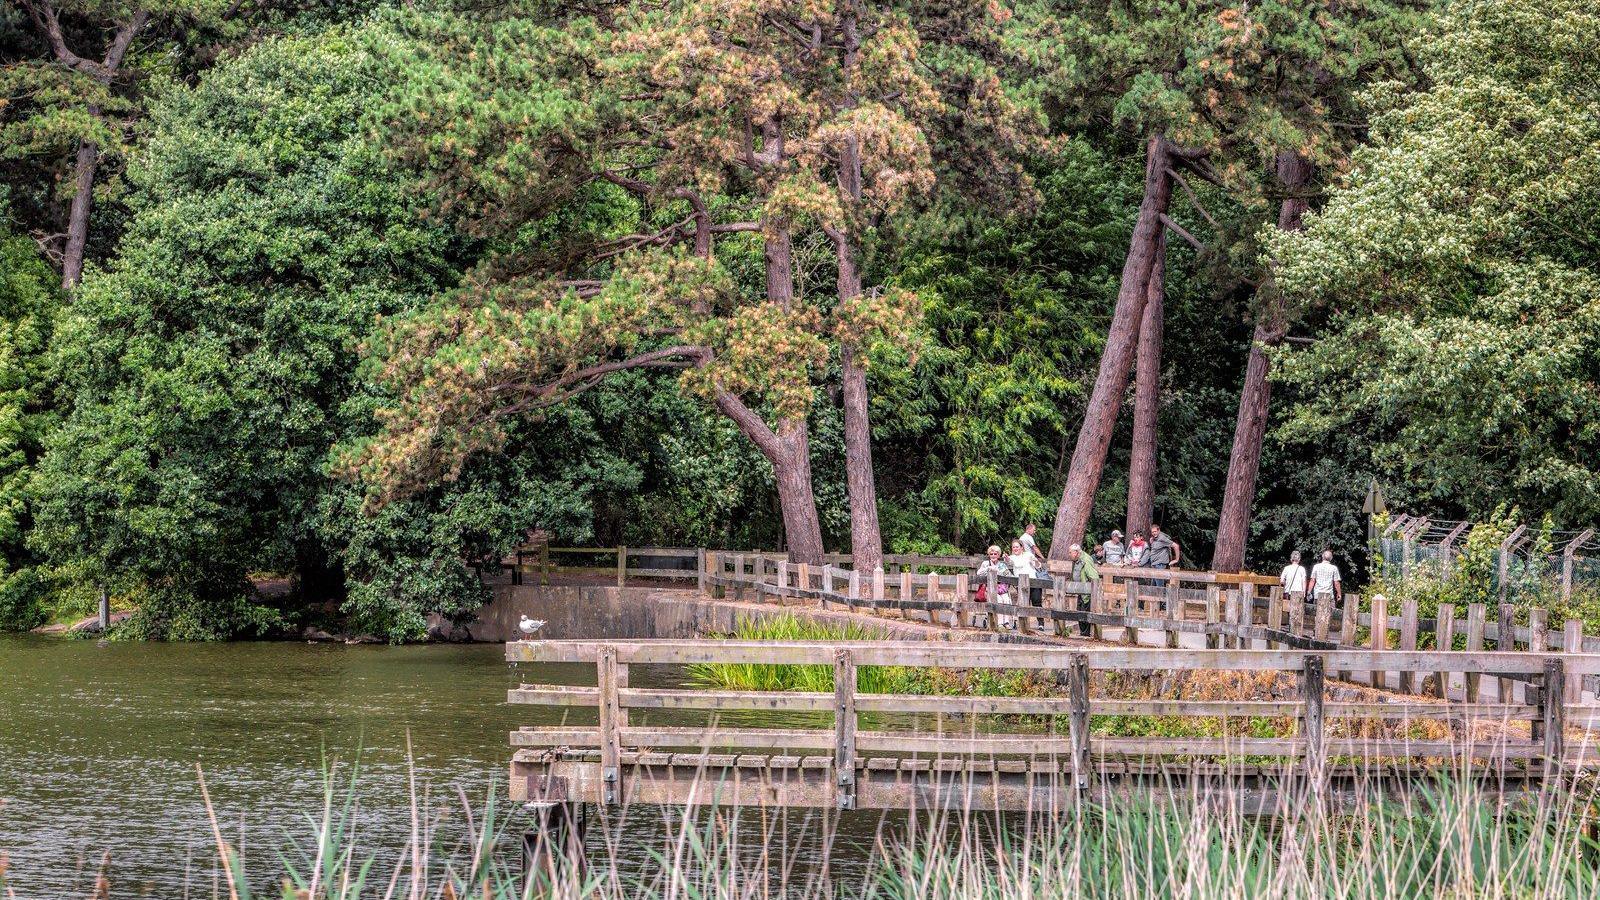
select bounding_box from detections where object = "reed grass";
[687,615,934,694]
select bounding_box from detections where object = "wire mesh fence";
[1377,514,1600,604]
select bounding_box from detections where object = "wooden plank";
[1464,604,1486,702]
[507,640,1600,675]
[1398,598,1419,694]
[834,649,857,809]
[1434,603,1456,700]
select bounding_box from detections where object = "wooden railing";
[506,640,1600,809]
[702,553,1600,700]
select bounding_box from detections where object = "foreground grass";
[7,760,1600,899]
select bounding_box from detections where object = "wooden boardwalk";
[505,639,1600,812]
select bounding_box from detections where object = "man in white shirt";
[1019,523,1046,567]
[1280,551,1308,600]
[1310,550,1342,602]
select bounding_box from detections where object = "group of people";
[1278,548,1344,603]
[973,521,1186,588]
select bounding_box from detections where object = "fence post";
[873,568,887,618]
[1464,604,1486,702]
[1338,594,1359,681]
[1530,608,1548,741]
[1068,653,1091,793]
[1497,525,1527,602]
[798,563,812,604]
[1165,578,1182,648]
[1543,658,1566,777]
[1497,603,1517,704]
[617,546,627,589]
[1017,574,1034,635]
[1368,593,1389,689]
[925,572,940,625]
[1434,603,1456,700]
[1399,598,1419,694]
[1089,578,1104,641]
[1314,595,1333,644]
[986,569,1000,633]
[848,569,861,612]
[1563,529,1594,605]
[901,570,915,620]
[1288,592,1306,643]
[1204,587,1220,650]
[834,648,857,810]
[696,548,707,595]
[954,574,970,629]
[1563,620,1583,704]
[1302,655,1326,785]
[1267,587,1284,649]
[1223,591,1240,651]
[597,646,622,806]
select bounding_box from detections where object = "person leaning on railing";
[1068,544,1100,637]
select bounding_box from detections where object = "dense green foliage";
[0,0,1594,638]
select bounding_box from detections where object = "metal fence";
[1377,514,1599,603]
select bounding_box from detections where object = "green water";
[0,636,567,896]
[0,635,870,898]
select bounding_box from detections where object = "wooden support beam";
[1529,608,1548,741]
[1068,653,1091,791]
[1465,604,1486,702]
[1565,620,1584,704]
[1434,604,1456,700]
[1399,598,1419,694]
[597,646,622,805]
[834,648,857,809]
[1497,603,1517,703]
[1370,593,1389,690]
[617,546,628,588]
[1543,658,1565,776]
[1302,655,1326,782]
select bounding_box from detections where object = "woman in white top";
[1007,539,1038,578]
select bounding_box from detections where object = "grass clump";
[688,614,931,693]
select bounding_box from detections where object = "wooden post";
[776,560,790,603]
[986,568,1001,634]
[617,546,627,589]
[1338,594,1359,681]
[1267,587,1284,649]
[1068,653,1091,792]
[1302,655,1326,782]
[901,570,915,620]
[1497,603,1517,704]
[872,568,886,618]
[1369,593,1388,690]
[1464,603,1486,702]
[1399,598,1419,694]
[848,569,861,612]
[834,648,857,809]
[798,563,812,604]
[1204,587,1220,650]
[1223,591,1240,651]
[1313,595,1332,644]
[1165,578,1181,648]
[735,553,750,601]
[97,589,109,632]
[1288,592,1306,644]
[1563,620,1583,704]
[597,646,621,806]
[925,572,940,625]
[522,802,585,891]
[1089,578,1104,641]
[1122,581,1140,646]
[1543,658,1566,776]
[1530,608,1548,741]
[1017,574,1034,634]
[696,548,708,595]
[1434,603,1456,700]
[954,574,970,629]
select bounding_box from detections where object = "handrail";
[505,639,1595,808]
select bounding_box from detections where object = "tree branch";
[1166,168,1221,231]
[499,345,709,416]
[1160,214,1207,253]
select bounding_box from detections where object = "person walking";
[1311,550,1342,604]
[1146,523,1180,570]
[1103,529,1127,566]
[1280,551,1308,601]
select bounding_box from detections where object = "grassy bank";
[7,760,1600,899]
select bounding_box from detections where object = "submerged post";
[1302,655,1326,784]
[522,801,585,894]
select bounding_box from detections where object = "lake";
[0,635,874,897]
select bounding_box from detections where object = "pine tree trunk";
[774,419,827,565]
[1125,230,1166,537]
[1049,135,1173,558]
[62,136,100,289]
[1211,152,1313,573]
[834,129,884,573]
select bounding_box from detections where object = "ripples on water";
[0,636,898,897]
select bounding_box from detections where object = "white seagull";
[518,615,546,636]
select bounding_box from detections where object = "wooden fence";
[505,639,1600,811]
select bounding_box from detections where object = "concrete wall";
[452,585,975,643]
